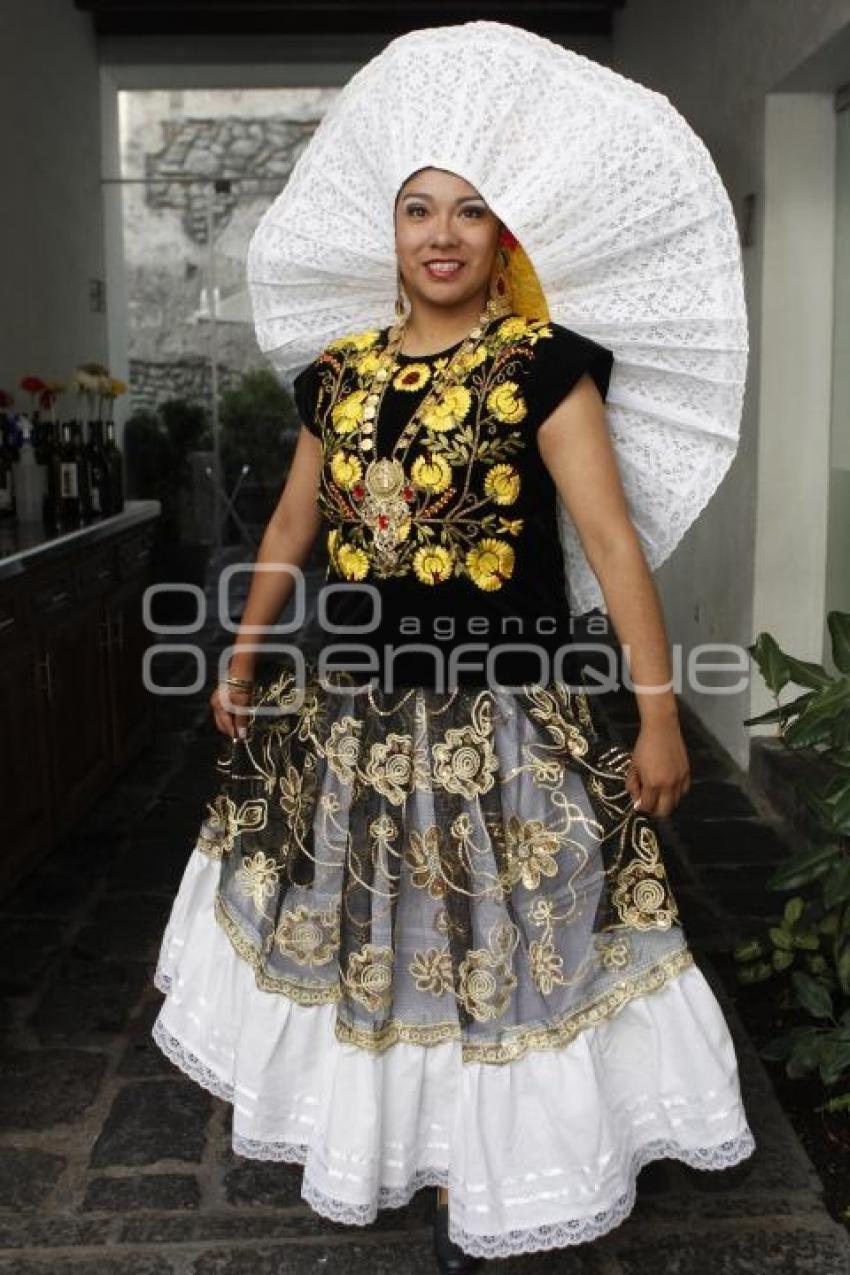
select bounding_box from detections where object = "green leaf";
[733,937,765,962]
[737,961,773,984]
[769,926,794,951]
[773,948,795,972]
[743,693,817,727]
[748,633,792,696]
[837,942,850,996]
[790,970,834,1019]
[768,843,842,890]
[822,860,850,909]
[784,897,804,925]
[827,611,850,675]
[791,931,821,951]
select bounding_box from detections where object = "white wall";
[612,0,850,767]
[0,0,107,398]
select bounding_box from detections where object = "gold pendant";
[362,458,411,564]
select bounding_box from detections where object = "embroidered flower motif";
[529,936,565,994]
[344,943,394,1011]
[484,463,521,505]
[336,541,370,580]
[413,544,455,584]
[274,903,339,966]
[410,946,453,995]
[495,316,532,343]
[331,389,368,434]
[411,453,452,493]
[595,934,632,970]
[392,362,432,392]
[432,723,499,799]
[405,825,449,897]
[327,329,381,352]
[498,517,524,536]
[323,716,362,784]
[457,946,517,1022]
[355,348,383,376]
[503,815,562,889]
[331,451,363,489]
[611,859,677,929]
[363,732,415,805]
[421,383,472,432]
[486,381,527,424]
[466,538,515,591]
[235,850,280,912]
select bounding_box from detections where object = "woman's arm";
[211,425,323,737]
[536,374,690,817]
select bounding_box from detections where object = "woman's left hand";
[624,717,691,819]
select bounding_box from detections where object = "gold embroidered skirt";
[152,666,755,1257]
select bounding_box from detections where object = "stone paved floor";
[2,571,849,1273]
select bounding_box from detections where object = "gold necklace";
[351,297,511,567]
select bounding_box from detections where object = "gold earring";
[487,245,513,317]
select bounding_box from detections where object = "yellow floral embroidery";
[311,315,569,591]
[392,362,432,392]
[486,380,527,424]
[331,389,367,435]
[484,463,521,505]
[413,543,455,584]
[331,451,362,489]
[421,383,472,432]
[336,540,370,580]
[327,328,381,352]
[410,453,452,493]
[466,538,515,591]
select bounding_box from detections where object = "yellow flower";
[484,463,521,506]
[495,316,532,343]
[453,345,488,375]
[336,542,370,580]
[421,384,471,432]
[327,328,380,352]
[331,451,362,489]
[499,517,524,536]
[486,381,527,424]
[392,363,432,392]
[411,453,452,494]
[327,528,340,567]
[413,544,454,584]
[355,349,384,377]
[466,538,515,591]
[331,389,367,434]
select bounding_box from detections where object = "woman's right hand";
[210,682,255,740]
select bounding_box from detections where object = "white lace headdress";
[246,19,748,617]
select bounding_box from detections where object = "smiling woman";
[151,19,754,1273]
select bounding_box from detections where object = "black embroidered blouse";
[292,313,614,689]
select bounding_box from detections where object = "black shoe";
[432,1195,484,1273]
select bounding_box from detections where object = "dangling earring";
[487,235,513,319]
[395,266,408,322]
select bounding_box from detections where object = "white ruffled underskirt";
[151,845,756,1259]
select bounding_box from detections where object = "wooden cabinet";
[0,505,160,895]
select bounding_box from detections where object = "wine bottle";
[84,419,108,519]
[58,420,82,527]
[103,418,124,514]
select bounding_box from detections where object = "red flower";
[402,485,414,502]
[20,376,45,394]
[377,514,389,530]
[352,483,365,501]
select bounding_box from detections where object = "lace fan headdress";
[246,19,748,617]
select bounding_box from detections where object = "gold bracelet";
[224,675,255,690]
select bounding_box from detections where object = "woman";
[152,163,755,1272]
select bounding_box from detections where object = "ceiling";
[74,1,626,39]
